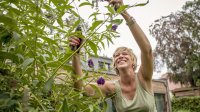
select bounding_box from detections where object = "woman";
[69,0,157,111]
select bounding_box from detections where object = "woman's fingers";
[69,36,81,46]
[108,0,123,11]
[69,42,77,46]
[108,0,122,5]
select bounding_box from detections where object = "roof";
[172,87,200,92]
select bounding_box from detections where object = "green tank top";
[113,75,157,112]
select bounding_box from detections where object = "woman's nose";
[118,54,124,58]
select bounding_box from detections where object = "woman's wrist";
[121,10,128,17]
[121,11,132,21]
[126,16,136,27]
[121,11,136,27]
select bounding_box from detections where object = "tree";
[150,0,200,86]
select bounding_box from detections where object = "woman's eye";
[115,54,119,57]
[122,52,128,55]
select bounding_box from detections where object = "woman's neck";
[119,68,135,85]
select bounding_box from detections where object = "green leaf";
[46,60,62,67]
[88,40,98,55]
[20,58,34,70]
[44,76,54,93]
[89,105,94,112]
[70,19,81,32]
[9,6,21,15]
[101,41,105,49]
[50,0,59,7]
[116,5,129,14]
[106,24,112,30]
[106,6,115,14]
[0,15,17,28]
[65,5,74,10]
[57,16,64,28]
[107,36,114,44]
[43,4,52,10]
[79,2,92,7]
[65,0,69,4]
[89,20,103,31]
[89,12,101,19]
[9,0,19,4]
[102,100,108,112]
[111,19,123,25]
[40,36,58,46]
[135,0,149,7]
[50,46,58,57]
[62,98,69,112]
[69,9,79,17]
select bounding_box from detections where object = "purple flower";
[112,24,118,31]
[88,59,94,68]
[97,77,105,85]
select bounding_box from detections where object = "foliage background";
[172,96,200,112]
[0,0,122,111]
[150,0,200,87]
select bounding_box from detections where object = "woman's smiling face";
[113,50,133,69]
[113,47,137,74]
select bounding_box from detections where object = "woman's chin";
[117,64,129,69]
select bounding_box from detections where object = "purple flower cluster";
[97,77,105,85]
[112,24,118,31]
[88,59,94,68]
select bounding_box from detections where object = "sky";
[76,0,190,78]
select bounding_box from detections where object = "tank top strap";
[135,74,141,89]
[135,73,153,95]
[114,80,120,94]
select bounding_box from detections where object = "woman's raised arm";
[121,11,153,82]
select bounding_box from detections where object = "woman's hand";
[69,36,82,52]
[107,0,124,11]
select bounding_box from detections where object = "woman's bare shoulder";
[105,81,116,94]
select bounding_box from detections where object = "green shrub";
[172,96,200,112]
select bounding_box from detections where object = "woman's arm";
[108,0,153,81]
[121,11,153,82]
[72,53,84,90]
[69,36,84,90]
[69,37,115,97]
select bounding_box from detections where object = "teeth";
[118,60,126,63]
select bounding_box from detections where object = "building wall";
[173,87,200,97]
[87,56,116,75]
[160,73,188,91]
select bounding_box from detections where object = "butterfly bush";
[0,0,149,111]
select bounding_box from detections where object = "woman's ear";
[132,64,136,70]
